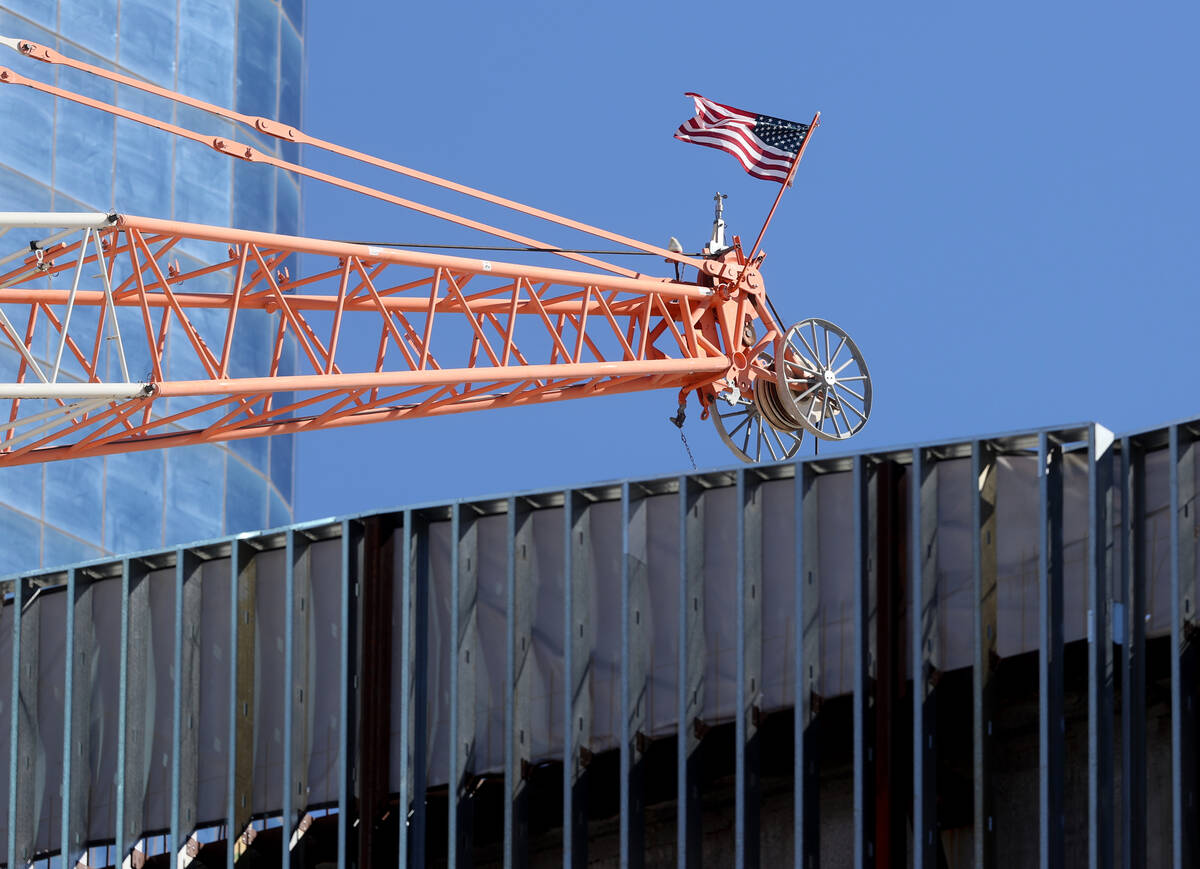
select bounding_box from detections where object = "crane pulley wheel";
[775,318,872,441]
[709,384,804,464]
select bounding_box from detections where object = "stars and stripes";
[674,93,811,183]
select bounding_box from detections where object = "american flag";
[674,93,811,183]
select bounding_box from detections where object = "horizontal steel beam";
[0,211,113,229]
[0,383,151,400]
[152,358,730,397]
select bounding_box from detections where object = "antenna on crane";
[706,192,728,255]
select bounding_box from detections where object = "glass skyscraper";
[0,0,304,571]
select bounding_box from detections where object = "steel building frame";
[2,416,1197,867]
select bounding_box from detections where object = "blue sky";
[295,2,1199,520]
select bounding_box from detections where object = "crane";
[0,35,872,469]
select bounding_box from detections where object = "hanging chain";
[679,428,697,470]
[669,401,697,470]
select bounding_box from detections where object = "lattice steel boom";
[0,34,871,467]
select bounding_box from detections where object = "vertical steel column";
[1088,426,1116,869]
[452,504,480,868]
[228,538,258,866]
[450,507,460,869]
[283,532,297,869]
[414,512,431,867]
[3,578,14,868]
[5,576,35,867]
[399,510,430,867]
[338,519,363,869]
[506,497,534,869]
[621,482,650,868]
[117,560,130,865]
[1119,439,1146,869]
[116,559,133,864]
[566,491,594,869]
[678,476,705,869]
[399,512,414,868]
[1038,433,1065,869]
[873,462,906,868]
[283,530,313,867]
[357,515,396,867]
[116,557,151,864]
[972,441,998,869]
[737,468,748,868]
[414,516,430,867]
[283,533,297,869]
[911,449,938,869]
[795,463,821,869]
[1170,424,1198,868]
[62,567,89,867]
[852,455,876,868]
[736,469,763,868]
[171,548,203,865]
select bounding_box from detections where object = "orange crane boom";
[0,35,871,467]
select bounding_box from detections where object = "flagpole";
[746,111,820,263]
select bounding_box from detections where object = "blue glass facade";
[0,0,304,571]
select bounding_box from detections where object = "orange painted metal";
[0,37,806,468]
[0,216,767,466]
[4,37,703,272]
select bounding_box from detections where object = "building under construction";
[0,19,1189,869]
[0,415,1192,868]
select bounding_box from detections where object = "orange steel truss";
[0,212,777,467]
[0,34,811,468]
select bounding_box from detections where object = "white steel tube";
[95,233,130,382]
[51,227,90,382]
[0,394,111,432]
[0,212,113,229]
[0,382,151,399]
[0,397,113,450]
[0,225,85,274]
[0,306,49,383]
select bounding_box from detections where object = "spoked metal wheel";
[775,318,872,441]
[709,384,804,464]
